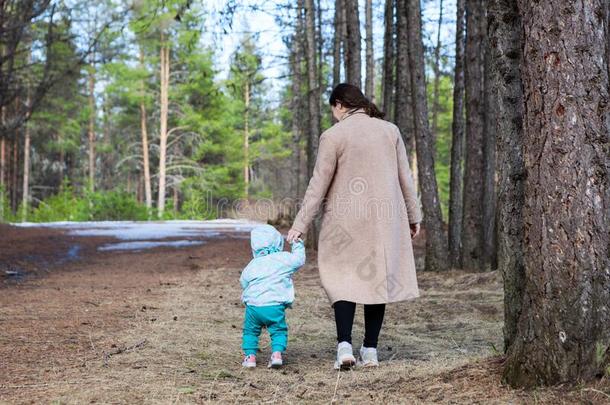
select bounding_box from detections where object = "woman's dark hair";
[329,83,385,119]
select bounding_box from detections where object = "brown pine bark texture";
[487,0,525,353]
[504,0,610,387]
[461,0,485,271]
[448,0,466,269]
[406,0,448,272]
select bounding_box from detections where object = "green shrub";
[28,187,149,222]
[84,190,149,221]
[29,186,89,222]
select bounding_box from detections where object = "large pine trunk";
[394,0,413,156]
[448,0,466,269]
[487,0,525,352]
[344,0,361,88]
[460,0,485,271]
[405,0,448,272]
[481,17,497,270]
[364,0,374,100]
[381,0,395,119]
[503,0,610,387]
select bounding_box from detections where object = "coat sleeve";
[396,132,423,224]
[291,133,338,234]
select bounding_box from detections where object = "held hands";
[286,229,302,243]
[410,223,420,239]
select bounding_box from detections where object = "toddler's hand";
[286,229,302,243]
[410,223,420,239]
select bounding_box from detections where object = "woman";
[287,83,422,370]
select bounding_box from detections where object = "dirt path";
[0,224,608,404]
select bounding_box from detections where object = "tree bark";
[344,0,361,88]
[431,0,444,142]
[381,0,395,120]
[0,137,4,193]
[157,35,170,218]
[460,0,485,271]
[292,1,305,200]
[405,0,448,272]
[394,0,413,156]
[87,64,96,192]
[448,0,466,269]
[488,0,525,355]
[21,118,30,220]
[11,137,18,212]
[244,79,250,197]
[503,0,610,387]
[305,0,321,247]
[139,48,152,211]
[481,21,497,270]
[364,0,374,100]
[333,0,342,87]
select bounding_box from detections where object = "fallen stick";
[103,339,147,366]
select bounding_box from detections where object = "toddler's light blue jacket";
[240,224,306,307]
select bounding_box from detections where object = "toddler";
[240,224,305,368]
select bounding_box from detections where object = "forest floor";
[1,223,609,404]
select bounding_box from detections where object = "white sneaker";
[268,351,283,369]
[242,354,256,368]
[358,346,379,367]
[334,341,356,370]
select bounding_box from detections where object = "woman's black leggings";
[333,300,386,348]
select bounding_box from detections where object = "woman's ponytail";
[364,100,385,119]
[329,83,386,119]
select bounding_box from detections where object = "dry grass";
[1,235,609,404]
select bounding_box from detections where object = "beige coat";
[292,110,423,305]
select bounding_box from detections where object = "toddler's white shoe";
[268,351,283,368]
[358,346,379,367]
[334,341,356,370]
[242,354,256,368]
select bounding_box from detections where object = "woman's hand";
[410,223,420,239]
[286,229,302,243]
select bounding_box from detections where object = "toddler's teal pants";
[242,304,288,356]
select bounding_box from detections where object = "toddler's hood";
[250,224,284,258]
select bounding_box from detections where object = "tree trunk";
[0,136,4,193]
[11,137,18,213]
[21,120,30,221]
[488,0,526,354]
[305,0,321,247]
[244,80,250,197]
[292,1,305,200]
[481,23,497,271]
[405,0,448,272]
[394,0,413,156]
[139,48,152,211]
[448,0,466,269]
[503,0,610,387]
[364,0,374,100]
[344,0,361,88]
[157,35,170,218]
[333,0,342,87]
[431,0,444,142]
[87,64,96,192]
[381,0,395,119]
[460,0,485,271]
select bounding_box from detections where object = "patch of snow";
[98,240,204,252]
[13,219,262,240]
